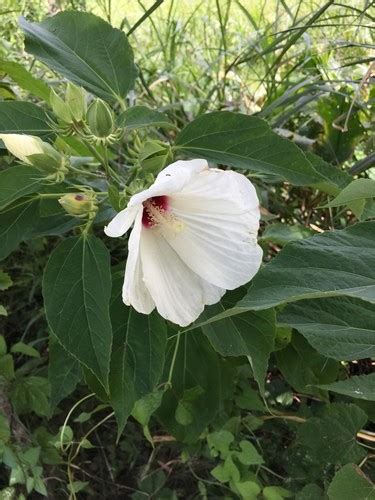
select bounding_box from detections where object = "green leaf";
[0,414,11,443]
[20,12,137,103]
[0,305,7,316]
[0,166,44,212]
[207,430,234,459]
[0,199,39,261]
[327,179,375,208]
[43,236,112,389]
[328,464,375,500]
[200,295,275,395]
[234,440,263,465]
[235,481,261,499]
[211,455,240,483]
[157,331,234,442]
[239,221,375,311]
[318,374,375,401]
[261,223,314,246]
[109,272,167,435]
[0,272,12,291]
[11,342,39,358]
[0,101,53,139]
[298,403,367,465]
[280,297,375,360]
[48,336,82,409]
[263,486,293,500]
[0,59,51,102]
[175,111,349,189]
[11,376,50,417]
[118,106,175,130]
[276,332,339,397]
[296,484,324,500]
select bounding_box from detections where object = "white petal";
[128,159,209,208]
[164,169,263,289]
[0,134,44,164]
[140,228,224,326]
[104,205,140,237]
[123,209,155,314]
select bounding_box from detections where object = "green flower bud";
[86,98,115,138]
[138,140,173,173]
[50,88,73,124]
[58,193,97,217]
[66,83,87,122]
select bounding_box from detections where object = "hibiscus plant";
[0,6,374,499]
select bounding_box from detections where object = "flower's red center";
[142,195,169,228]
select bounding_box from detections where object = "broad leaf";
[0,59,51,102]
[48,336,82,409]
[280,297,375,360]
[118,106,175,130]
[318,374,375,401]
[328,464,375,500]
[276,332,339,397]
[175,111,350,190]
[199,293,275,394]
[157,330,234,442]
[43,236,112,388]
[239,221,375,311]
[20,12,137,103]
[0,101,53,139]
[109,272,167,435]
[0,199,39,261]
[298,403,367,465]
[327,178,375,207]
[0,166,44,211]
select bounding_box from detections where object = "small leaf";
[118,106,175,130]
[261,223,314,246]
[326,178,375,208]
[0,272,12,291]
[207,430,234,459]
[11,342,40,358]
[235,440,263,466]
[11,376,50,417]
[235,481,261,500]
[211,455,240,483]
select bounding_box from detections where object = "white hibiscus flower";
[105,159,262,326]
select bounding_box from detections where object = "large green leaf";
[0,166,44,211]
[118,106,175,130]
[298,403,367,466]
[157,331,234,442]
[0,101,53,139]
[280,297,375,360]
[276,332,339,398]
[0,59,51,102]
[20,12,137,103]
[239,221,375,311]
[48,336,82,409]
[328,464,375,500]
[318,374,375,401]
[109,272,167,435]
[198,292,275,395]
[0,199,39,261]
[42,236,112,388]
[174,111,350,189]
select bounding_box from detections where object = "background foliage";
[0,0,374,498]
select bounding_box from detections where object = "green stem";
[166,331,182,388]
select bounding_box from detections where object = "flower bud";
[0,134,66,176]
[138,140,173,173]
[58,193,97,217]
[66,83,87,122]
[86,98,115,138]
[50,88,73,124]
